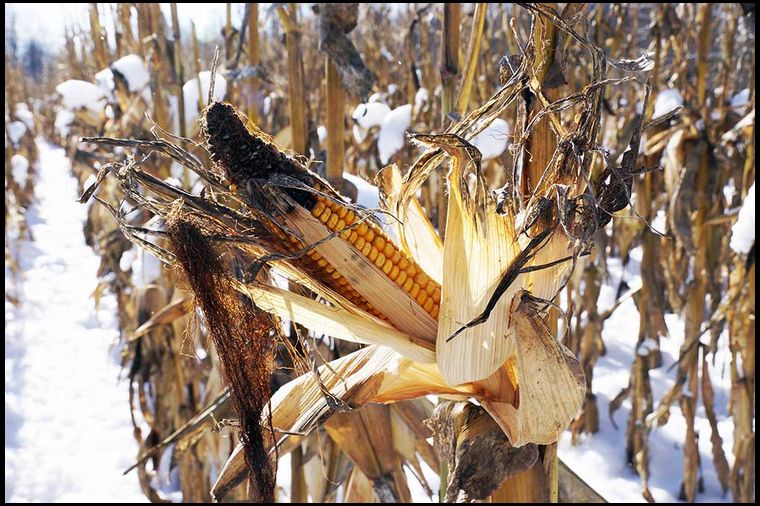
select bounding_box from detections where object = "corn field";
[4,3,755,504]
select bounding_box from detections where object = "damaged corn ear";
[202,101,440,332]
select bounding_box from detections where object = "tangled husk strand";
[166,208,276,502]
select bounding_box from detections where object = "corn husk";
[234,279,435,363]
[377,163,444,284]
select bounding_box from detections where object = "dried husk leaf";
[234,279,435,363]
[212,345,476,500]
[483,292,585,447]
[377,164,443,284]
[130,296,194,341]
[434,139,521,385]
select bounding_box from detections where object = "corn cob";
[308,195,441,320]
[203,101,441,323]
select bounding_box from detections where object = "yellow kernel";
[373,236,386,251]
[382,259,393,275]
[365,229,375,243]
[383,242,394,257]
[327,214,339,229]
[414,271,428,286]
[410,283,420,298]
[425,281,435,295]
[403,277,413,292]
[319,208,331,223]
[356,237,366,250]
[344,210,356,224]
[389,265,400,281]
[416,290,428,306]
[336,206,347,219]
[337,277,349,286]
[407,264,417,278]
[399,257,409,270]
[336,219,346,231]
[430,305,440,319]
[432,286,441,301]
[374,253,386,268]
[312,201,326,217]
[357,222,368,236]
[317,258,328,268]
[368,247,379,262]
[349,231,358,244]
[325,265,335,274]
[361,242,372,256]
[340,228,351,239]
[395,271,407,286]
[331,270,342,280]
[423,298,434,313]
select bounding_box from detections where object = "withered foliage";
[166,209,276,502]
[10,2,755,504]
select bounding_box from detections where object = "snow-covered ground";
[4,139,145,502]
[559,250,734,503]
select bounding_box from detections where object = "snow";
[7,121,27,146]
[317,125,327,144]
[652,88,683,120]
[55,79,106,114]
[351,102,391,129]
[414,87,429,115]
[636,337,659,357]
[342,172,398,243]
[730,183,755,254]
[14,103,35,130]
[730,88,749,109]
[111,54,150,93]
[651,210,667,234]
[54,109,75,137]
[5,139,145,502]
[183,71,227,126]
[469,118,510,161]
[11,154,29,186]
[95,67,116,102]
[378,104,412,165]
[343,172,380,210]
[559,254,734,503]
[352,124,368,143]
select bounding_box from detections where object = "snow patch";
[111,54,150,92]
[7,121,27,146]
[95,67,116,102]
[352,102,391,129]
[652,88,683,120]
[5,139,146,503]
[54,109,75,137]
[378,104,412,164]
[730,182,755,254]
[730,88,749,109]
[183,71,227,126]
[55,79,106,114]
[11,154,30,186]
[14,103,35,130]
[470,118,510,161]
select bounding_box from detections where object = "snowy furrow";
[4,139,145,502]
[558,251,734,503]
